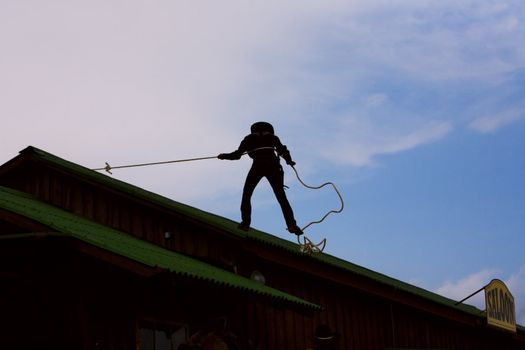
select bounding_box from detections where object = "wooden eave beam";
[0,208,51,232]
[66,238,165,278]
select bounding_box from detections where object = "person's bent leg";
[240,167,263,230]
[267,166,303,235]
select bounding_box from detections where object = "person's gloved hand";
[287,160,296,167]
[217,153,228,160]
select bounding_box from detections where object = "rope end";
[297,235,327,255]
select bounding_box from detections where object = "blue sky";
[1,1,524,324]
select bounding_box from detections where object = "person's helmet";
[250,121,274,135]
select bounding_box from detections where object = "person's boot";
[237,222,250,231]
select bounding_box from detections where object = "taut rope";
[92,156,218,174]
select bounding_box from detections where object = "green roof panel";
[0,185,321,310]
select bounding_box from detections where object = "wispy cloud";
[378,121,453,155]
[468,108,524,134]
[322,120,453,167]
[315,0,525,84]
[435,269,500,307]
[434,266,525,326]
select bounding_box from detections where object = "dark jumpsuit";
[220,132,297,228]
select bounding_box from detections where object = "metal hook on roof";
[104,162,113,175]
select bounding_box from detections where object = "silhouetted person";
[218,122,303,235]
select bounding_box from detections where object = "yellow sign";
[485,279,516,332]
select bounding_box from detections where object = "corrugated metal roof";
[0,185,321,310]
[2,147,487,316]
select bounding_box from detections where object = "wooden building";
[1,146,524,350]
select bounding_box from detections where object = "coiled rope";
[291,165,344,231]
[92,147,344,254]
[290,165,344,254]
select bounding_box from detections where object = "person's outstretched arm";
[218,137,248,160]
[218,150,242,160]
